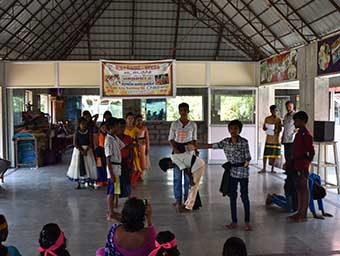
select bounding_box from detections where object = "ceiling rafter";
[0,0,51,59]
[197,0,265,59]
[32,0,93,59]
[173,0,253,60]
[214,23,223,60]
[226,0,279,54]
[328,0,340,12]
[131,0,136,58]
[172,0,181,58]
[14,0,80,59]
[235,0,288,51]
[267,0,319,43]
[281,0,319,39]
[58,0,112,60]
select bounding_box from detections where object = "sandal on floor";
[225,223,238,229]
[244,223,252,231]
[258,170,266,174]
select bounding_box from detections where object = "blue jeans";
[229,176,250,223]
[173,165,190,204]
[271,194,294,213]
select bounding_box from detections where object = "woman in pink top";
[96,198,156,256]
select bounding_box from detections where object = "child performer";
[288,111,315,222]
[95,122,108,187]
[266,172,333,219]
[105,118,125,220]
[189,120,252,231]
[117,118,134,198]
[159,151,205,212]
[135,114,151,172]
[67,117,97,189]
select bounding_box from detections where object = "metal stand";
[311,141,340,194]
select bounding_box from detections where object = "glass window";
[141,99,166,121]
[211,89,256,124]
[81,96,123,119]
[141,96,203,121]
[40,94,49,113]
[334,93,340,125]
[166,96,203,121]
[13,91,25,127]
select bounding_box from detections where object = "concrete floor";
[2,145,340,256]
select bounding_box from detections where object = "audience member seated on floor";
[96,198,157,256]
[148,231,180,256]
[38,223,70,256]
[222,237,247,256]
[0,215,22,256]
[266,172,333,219]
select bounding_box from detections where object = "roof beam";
[238,0,288,50]
[226,0,278,55]
[34,0,93,59]
[267,0,309,43]
[173,0,181,58]
[58,0,111,60]
[328,0,340,12]
[87,25,92,60]
[214,24,223,60]
[196,0,264,59]
[281,0,319,39]
[0,0,51,59]
[172,0,252,59]
[131,0,136,58]
[14,0,80,59]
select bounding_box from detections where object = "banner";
[100,60,175,98]
[260,50,297,84]
[318,33,340,76]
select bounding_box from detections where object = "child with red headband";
[0,215,22,256]
[38,223,70,256]
[148,231,180,256]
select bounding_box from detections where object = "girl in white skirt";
[67,117,97,189]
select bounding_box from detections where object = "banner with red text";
[100,60,176,98]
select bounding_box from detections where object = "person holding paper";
[259,105,282,174]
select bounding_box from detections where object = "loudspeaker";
[313,121,335,142]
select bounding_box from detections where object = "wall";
[5,60,256,88]
[3,60,256,159]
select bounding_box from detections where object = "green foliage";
[166,96,203,121]
[220,95,254,123]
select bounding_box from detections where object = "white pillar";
[0,62,5,158]
[257,85,275,160]
[298,42,329,132]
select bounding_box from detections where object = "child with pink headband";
[38,223,70,256]
[148,231,180,256]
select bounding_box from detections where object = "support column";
[0,62,6,158]
[257,85,275,160]
[298,42,330,132]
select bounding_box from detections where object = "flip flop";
[244,224,252,231]
[258,170,266,174]
[225,223,238,229]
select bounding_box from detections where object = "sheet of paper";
[265,123,275,136]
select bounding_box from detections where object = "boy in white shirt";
[104,117,125,221]
[159,152,205,212]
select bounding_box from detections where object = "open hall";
[0,0,340,255]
